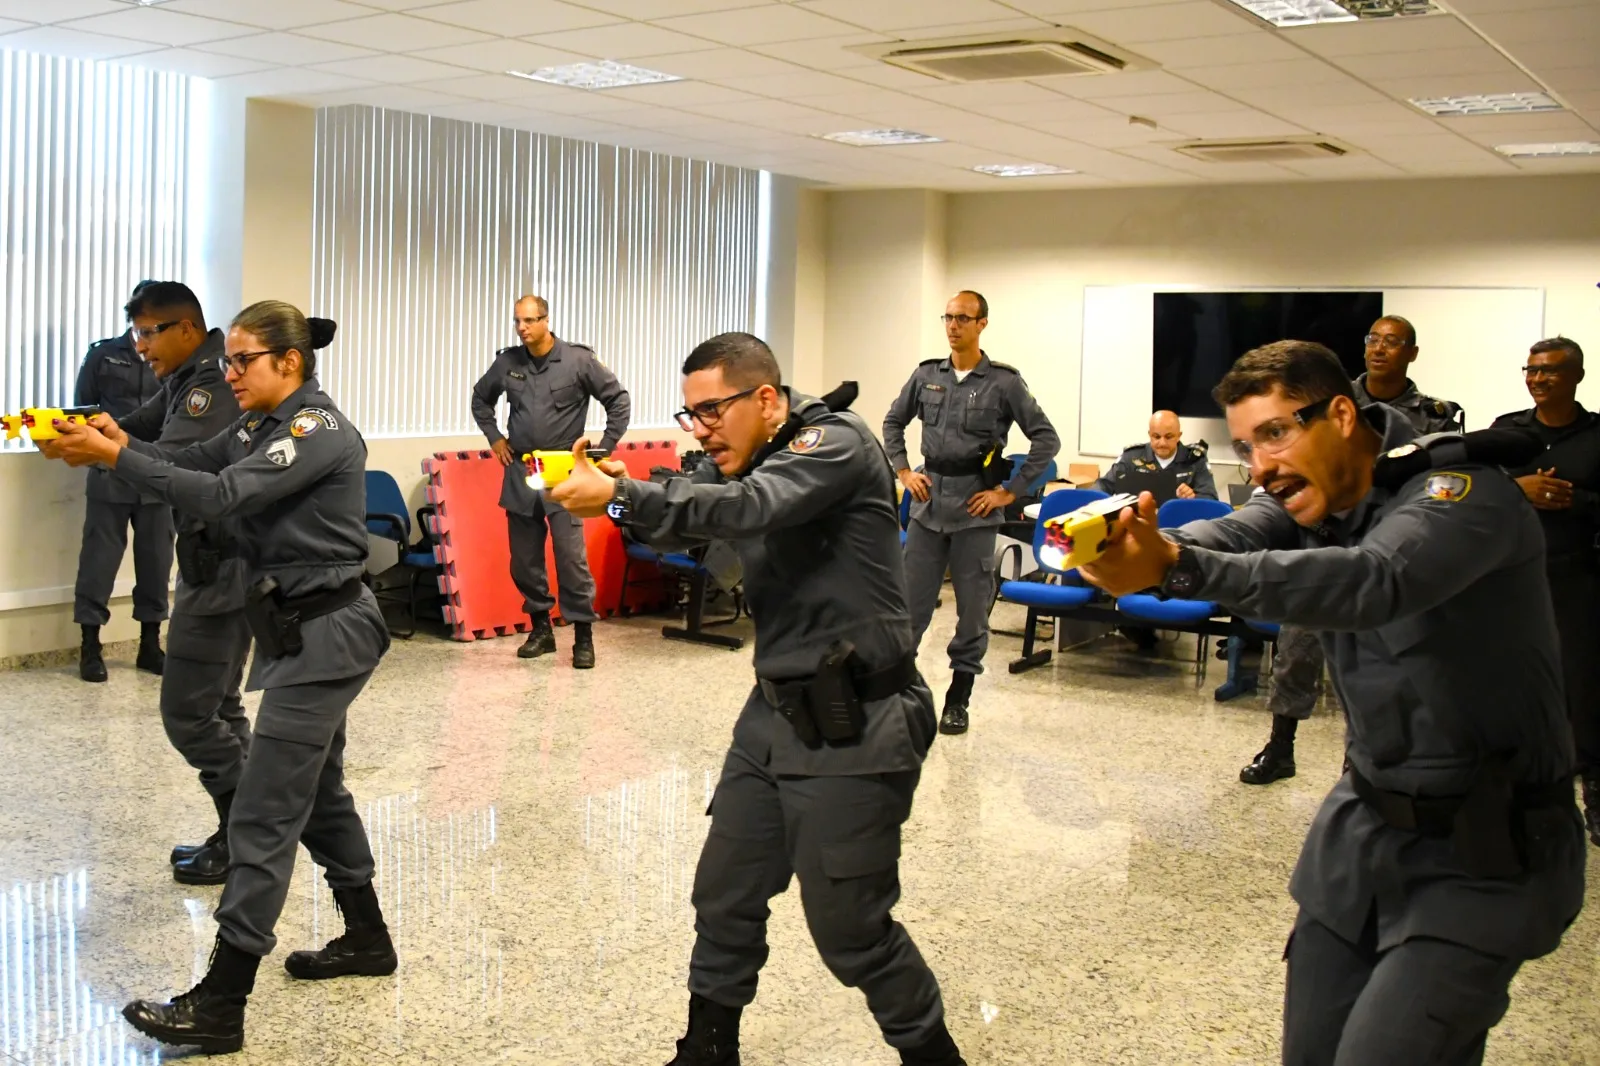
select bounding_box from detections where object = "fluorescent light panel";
[1410,92,1561,117]
[1494,141,1600,158]
[973,164,1078,177]
[819,129,942,146]
[1221,0,1437,27]
[506,60,681,91]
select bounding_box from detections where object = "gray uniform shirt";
[470,337,631,516]
[114,380,388,691]
[1094,441,1218,500]
[626,391,935,776]
[112,330,246,616]
[1170,404,1583,959]
[1353,375,1463,433]
[882,354,1060,533]
[76,331,161,504]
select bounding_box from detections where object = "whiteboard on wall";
[1079,286,1546,459]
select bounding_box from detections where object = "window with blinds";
[0,50,190,450]
[311,105,765,438]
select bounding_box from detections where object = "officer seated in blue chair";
[1095,410,1216,650]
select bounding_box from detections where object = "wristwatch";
[605,478,633,526]
[1160,542,1205,599]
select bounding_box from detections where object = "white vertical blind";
[311,105,763,437]
[0,50,189,450]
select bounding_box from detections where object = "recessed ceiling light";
[1410,92,1562,117]
[818,129,944,146]
[1494,141,1600,158]
[1221,0,1437,27]
[973,164,1079,177]
[506,60,681,91]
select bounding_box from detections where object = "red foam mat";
[423,441,680,642]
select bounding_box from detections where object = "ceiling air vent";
[1176,138,1352,163]
[851,32,1153,83]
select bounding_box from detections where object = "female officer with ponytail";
[46,300,396,1055]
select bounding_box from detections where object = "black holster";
[978,441,1009,490]
[175,527,229,587]
[759,643,916,747]
[244,577,364,660]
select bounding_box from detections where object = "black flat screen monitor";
[1152,291,1382,417]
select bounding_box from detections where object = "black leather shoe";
[79,626,107,684]
[174,838,230,885]
[900,1020,967,1065]
[286,883,398,980]
[518,617,556,659]
[666,994,741,1066]
[1240,743,1296,785]
[137,623,165,675]
[122,938,257,1054]
[1581,774,1600,847]
[572,622,595,670]
[939,671,973,736]
[171,827,221,867]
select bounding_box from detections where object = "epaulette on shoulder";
[1122,442,1147,456]
[496,345,521,358]
[919,357,944,367]
[987,360,1019,374]
[567,342,596,353]
[1372,429,1541,490]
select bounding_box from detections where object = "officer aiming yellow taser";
[2,406,103,442]
[523,448,609,491]
[1038,493,1137,571]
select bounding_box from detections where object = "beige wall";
[242,100,315,310]
[823,174,1600,486]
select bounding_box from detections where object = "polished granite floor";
[0,599,1596,1066]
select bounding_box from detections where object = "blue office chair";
[617,538,745,651]
[1004,454,1059,498]
[898,481,913,545]
[364,470,441,638]
[997,488,1108,673]
[1114,497,1235,682]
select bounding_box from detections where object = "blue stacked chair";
[363,470,442,639]
[997,487,1109,674]
[1114,497,1235,681]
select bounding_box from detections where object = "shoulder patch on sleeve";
[289,408,339,437]
[266,437,297,467]
[1423,472,1471,502]
[789,426,826,454]
[1188,440,1209,459]
[185,388,212,418]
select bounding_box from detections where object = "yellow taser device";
[10,406,102,442]
[1038,493,1137,571]
[523,448,609,490]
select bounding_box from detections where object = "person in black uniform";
[1081,340,1583,1066]
[471,295,630,669]
[73,279,169,682]
[44,301,395,1055]
[102,283,251,883]
[1492,336,1600,846]
[553,333,965,1066]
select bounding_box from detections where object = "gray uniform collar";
[166,328,226,390]
[1354,373,1423,410]
[1327,404,1418,536]
[939,351,990,377]
[262,378,321,426]
[521,337,564,369]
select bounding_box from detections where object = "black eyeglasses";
[940,314,981,326]
[1523,364,1569,379]
[674,386,760,432]
[1230,397,1333,463]
[133,320,182,342]
[219,349,278,375]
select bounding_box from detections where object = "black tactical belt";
[1350,766,1573,835]
[758,652,918,709]
[280,577,365,622]
[923,456,985,477]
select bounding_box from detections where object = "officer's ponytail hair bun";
[308,317,337,351]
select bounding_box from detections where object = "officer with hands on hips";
[73,279,169,682]
[471,294,630,668]
[883,290,1058,736]
[552,332,966,1066]
[1080,340,1583,1066]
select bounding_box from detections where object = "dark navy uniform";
[621,391,951,1052]
[1170,405,1583,1064]
[113,331,251,821]
[1093,441,1217,500]
[1353,374,1463,431]
[883,354,1058,676]
[115,380,389,959]
[471,338,630,624]
[73,330,171,626]
[1491,404,1600,779]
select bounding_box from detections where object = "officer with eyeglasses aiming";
[551,332,966,1066]
[883,290,1058,735]
[1079,339,1583,1066]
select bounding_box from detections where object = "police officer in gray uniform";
[105,283,251,883]
[471,294,630,669]
[1094,411,1218,501]
[1243,319,1465,786]
[46,302,396,1055]
[73,281,169,682]
[883,291,1058,736]
[1082,340,1583,1066]
[552,333,965,1066]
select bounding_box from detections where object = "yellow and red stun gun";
[523,448,609,490]
[1038,493,1138,571]
[2,406,102,442]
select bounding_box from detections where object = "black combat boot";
[122,936,259,1054]
[1240,715,1298,785]
[939,671,974,736]
[285,882,398,980]
[172,789,234,866]
[899,1019,968,1065]
[136,621,165,675]
[666,995,741,1066]
[1581,773,1600,847]
[518,613,557,659]
[79,624,107,684]
[572,621,596,670]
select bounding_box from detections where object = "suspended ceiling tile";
[116,47,277,79]
[58,8,258,46]
[0,0,120,22]
[747,34,893,70]
[310,54,476,84]
[1045,69,1200,99]
[633,47,803,80]
[1135,32,1304,68]
[217,66,374,95]
[574,0,775,16]
[1367,71,1543,98]
[197,31,379,65]
[654,5,859,47]
[1466,6,1600,47]
[1060,2,1259,44]
[0,25,157,60]
[408,38,586,74]
[797,0,1035,33]
[298,12,494,51]
[161,0,375,31]
[1336,45,1526,81]
[1283,14,1482,57]
[1093,89,1255,117]
[408,0,621,37]
[1158,109,1310,138]
[712,68,891,98]
[533,22,714,59]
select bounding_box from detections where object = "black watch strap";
[605,478,632,526]
[1160,542,1204,599]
